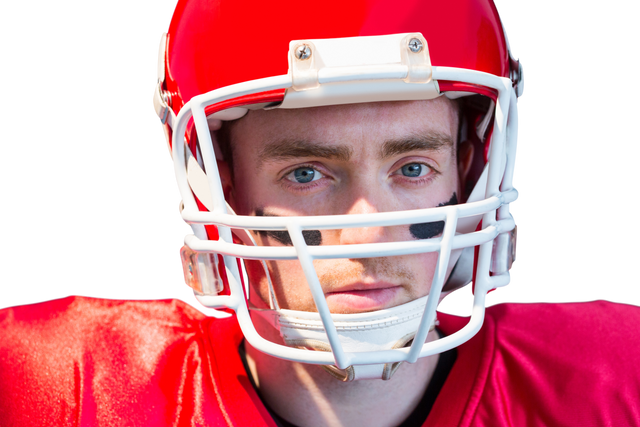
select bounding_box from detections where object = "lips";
[324,283,403,312]
[328,282,399,293]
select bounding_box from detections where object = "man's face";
[227,98,461,314]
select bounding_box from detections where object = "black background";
[0,0,640,311]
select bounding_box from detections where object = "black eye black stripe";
[261,229,322,246]
[409,193,458,240]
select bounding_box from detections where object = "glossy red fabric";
[432,301,640,426]
[1,298,639,426]
[0,297,275,427]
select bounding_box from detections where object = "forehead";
[231,97,459,145]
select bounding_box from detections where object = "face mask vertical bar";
[488,88,518,285]
[484,78,511,205]
[473,239,495,295]
[408,209,458,363]
[501,89,518,197]
[480,78,511,268]
[496,89,518,232]
[173,109,197,212]
[171,109,211,250]
[287,223,349,370]
[192,104,228,216]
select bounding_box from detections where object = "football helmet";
[154,0,522,381]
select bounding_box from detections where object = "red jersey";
[1,297,638,426]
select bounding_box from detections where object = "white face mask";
[163,33,520,378]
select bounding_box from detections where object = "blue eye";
[401,163,425,177]
[288,166,322,183]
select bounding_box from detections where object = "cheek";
[247,258,316,311]
[408,252,439,296]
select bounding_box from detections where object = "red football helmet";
[154,0,521,381]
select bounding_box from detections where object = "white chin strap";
[252,295,436,381]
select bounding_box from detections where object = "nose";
[338,197,389,246]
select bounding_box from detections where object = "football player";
[1,0,639,425]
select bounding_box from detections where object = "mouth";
[324,283,403,312]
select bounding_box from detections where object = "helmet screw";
[408,38,423,53]
[295,44,311,60]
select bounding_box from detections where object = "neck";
[245,328,440,427]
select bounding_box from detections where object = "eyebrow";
[258,139,353,166]
[257,131,453,167]
[380,132,454,159]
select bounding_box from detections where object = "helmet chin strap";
[251,296,436,381]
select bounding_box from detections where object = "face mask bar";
[170,35,518,369]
